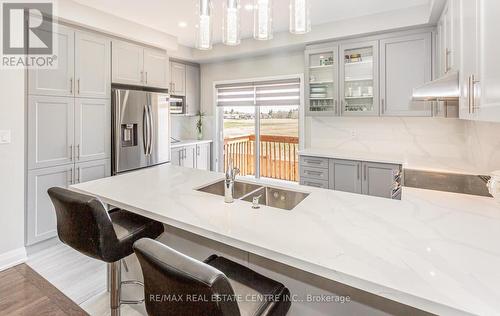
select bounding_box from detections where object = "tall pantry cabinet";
[26,25,111,245]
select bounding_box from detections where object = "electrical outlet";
[0,130,12,144]
[350,129,357,138]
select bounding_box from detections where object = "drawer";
[299,156,329,169]
[300,166,329,181]
[300,178,329,189]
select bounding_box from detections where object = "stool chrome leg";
[110,261,121,316]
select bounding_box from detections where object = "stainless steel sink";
[196,180,309,211]
[241,186,309,211]
[196,180,262,199]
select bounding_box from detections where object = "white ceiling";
[73,0,431,47]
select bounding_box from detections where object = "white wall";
[0,69,27,270]
[200,50,305,116]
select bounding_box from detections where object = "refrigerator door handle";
[143,105,149,155]
[147,104,154,156]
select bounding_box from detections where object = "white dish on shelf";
[311,87,327,93]
[311,94,327,98]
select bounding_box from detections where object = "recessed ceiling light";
[244,4,254,11]
[178,21,188,28]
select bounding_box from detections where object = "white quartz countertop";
[170,139,213,148]
[299,148,488,175]
[71,164,500,316]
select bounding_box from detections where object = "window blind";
[216,78,300,107]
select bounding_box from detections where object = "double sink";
[197,180,309,211]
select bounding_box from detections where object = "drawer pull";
[305,159,322,164]
[305,170,323,176]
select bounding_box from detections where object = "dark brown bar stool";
[133,238,291,316]
[47,187,164,316]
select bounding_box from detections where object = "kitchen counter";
[299,148,488,175]
[170,139,212,148]
[71,164,500,316]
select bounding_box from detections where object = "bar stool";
[47,187,164,316]
[133,238,292,316]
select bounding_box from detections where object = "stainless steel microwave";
[170,96,185,114]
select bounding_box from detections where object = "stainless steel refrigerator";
[112,88,171,175]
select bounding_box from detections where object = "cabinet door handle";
[76,144,80,160]
[77,79,80,94]
[69,145,73,161]
[70,78,73,94]
[334,100,338,115]
[68,169,73,185]
[468,75,473,114]
[77,168,81,183]
[364,164,367,181]
[145,72,148,84]
[472,75,479,113]
[381,98,385,114]
[445,49,450,73]
[197,146,200,156]
[357,164,360,180]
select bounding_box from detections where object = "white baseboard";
[0,247,27,272]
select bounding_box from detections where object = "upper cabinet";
[437,0,460,76]
[29,25,110,99]
[112,40,168,89]
[28,24,75,97]
[305,46,339,116]
[75,32,111,99]
[340,40,379,116]
[476,0,500,122]
[380,33,432,116]
[458,0,500,122]
[185,64,201,116]
[170,61,186,96]
[111,41,144,86]
[143,48,169,89]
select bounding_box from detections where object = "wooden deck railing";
[224,135,299,182]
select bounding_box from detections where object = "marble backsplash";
[305,117,500,175]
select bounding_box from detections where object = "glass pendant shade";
[290,0,311,34]
[196,0,213,50]
[253,0,273,40]
[223,0,241,46]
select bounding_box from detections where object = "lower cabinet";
[171,142,211,170]
[26,159,111,245]
[328,159,362,194]
[300,155,402,199]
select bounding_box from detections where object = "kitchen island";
[71,164,500,316]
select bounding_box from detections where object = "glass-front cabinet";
[305,46,339,115]
[340,41,379,116]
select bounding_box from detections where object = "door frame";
[213,74,305,174]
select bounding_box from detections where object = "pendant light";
[223,0,241,46]
[196,0,213,50]
[253,0,273,40]
[289,0,311,34]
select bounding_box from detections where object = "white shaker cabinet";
[75,159,111,184]
[380,33,432,116]
[75,32,111,98]
[27,164,74,245]
[28,24,75,97]
[170,62,186,96]
[112,40,144,86]
[28,96,75,170]
[74,98,111,163]
[143,48,169,89]
[476,0,500,122]
[195,143,211,171]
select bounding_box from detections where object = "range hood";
[412,72,460,101]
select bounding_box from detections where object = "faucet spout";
[224,159,239,203]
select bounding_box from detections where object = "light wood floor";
[0,264,88,315]
[26,241,147,316]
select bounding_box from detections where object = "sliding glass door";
[217,78,301,182]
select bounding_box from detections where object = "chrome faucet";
[224,159,240,203]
